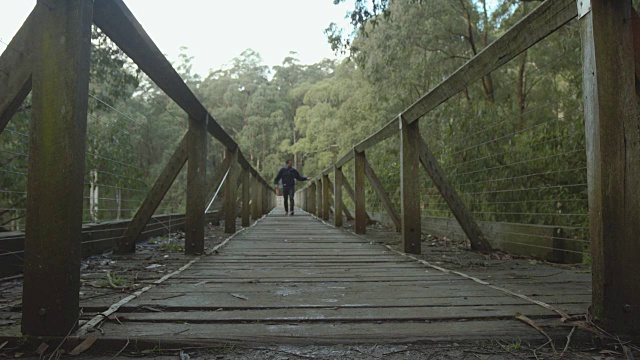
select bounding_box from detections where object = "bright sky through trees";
[0,0,352,76]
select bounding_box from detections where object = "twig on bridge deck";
[110,338,130,360]
[515,312,556,353]
[106,271,127,290]
[560,326,576,358]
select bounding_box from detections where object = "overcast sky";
[0,0,352,76]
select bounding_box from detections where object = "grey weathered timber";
[325,175,353,222]
[224,149,239,233]
[22,0,93,336]
[341,173,370,222]
[402,0,577,124]
[119,135,188,253]
[92,0,235,150]
[335,151,355,169]
[251,176,261,220]
[334,168,344,226]
[363,156,401,231]
[354,150,367,234]
[418,137,492,252]
[310,183,317,216]
[322,175,331,220]
[581,0,640,335]
[0,7,36,133]
[241,170,251,227]
[354,119,398,153]
[400,117,421,254]
[185,117,207,254]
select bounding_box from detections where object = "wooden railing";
[297,0,640,336]
[0,0,275,336]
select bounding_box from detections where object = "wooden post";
[22,0,93,336]
[185,117,207,254]
[354,150,367,234]
[251,175,260,220]
[334,167,344,227]
[310,182,317,215]
[581,0,640,334]
[400,116,421,254]
[241,169,251,227]
[322,174,331,220]
[418,137,491,251]
[262,183,269,215]
[316,180,323,218]
[224,148,238,233]
[119,135,187,253]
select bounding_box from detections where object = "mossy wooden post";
[241,170,251,227]
[310,182,317,216]
[400,116,421,254]
[251,175,261,220]
[354,150,367,234]
[581,0,640,335]
[322,174,331,220]
[334,167,344,227]
[185,117,207,254]
[224,148,239,233]
[22,0,93,336]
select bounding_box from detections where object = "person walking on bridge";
[274,160,309,216]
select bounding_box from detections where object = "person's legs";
[289,188,296,215]
[283,188,289,213]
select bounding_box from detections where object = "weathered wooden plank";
[581,0,640,334]
[0,6,35,133]
[402,0,577,124]
[251,178,261,220]
[322,175,331,220]
[418,137,492,252]
[241,171,251,226]
[333,167,344,226]
[354,150,367,234]
[341,173,371,223]
[22,0,94,336]
[354,118,398,153]
[185,117,207,254]
[119,135,188,253]
[363,156,401,231]
[224,148,239,233]
[335,151,355,169]
[92,0,236,150]
[400,117,421,254]
[325,172,353,222]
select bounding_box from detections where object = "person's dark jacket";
[274,166,307,188]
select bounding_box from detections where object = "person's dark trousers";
[283,186,295,213]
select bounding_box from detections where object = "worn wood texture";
[119,135,188,253]
[354,118,398,153]
[354,150,367,234]
[224,149,239,233]
[310,183,317,216]
[251,177,261,220]
[341,173,370,222]
[0,7,35,133]
[363,156,401,231]
[22,0,94,336]
[581,0,640,335]
[242,173,251,226]
[316,180,323,218]
[402,0,577,124]
[400,118,421,254]
[322,175,331,220]
[185,117,207,254]
[418,137,492,252]
[91,211,588,345]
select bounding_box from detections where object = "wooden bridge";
[0,0,639,352]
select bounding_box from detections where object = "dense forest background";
[4,0,636,236]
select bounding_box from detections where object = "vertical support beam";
[581,0,640,334]
[400,116,421,254]
[364,156,401,231]
[354,150,367,234]
[185,117,207,254]
[316,180,323,218]
[334,167,344,227]
[22,0,93,336]
[261,183,269,215]
[224,148,238,234]
[322,174,331,220]
[251,176,260,220]
[310,182,317,216]
[241,170,251,227]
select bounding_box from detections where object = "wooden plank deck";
[93,210,589,345]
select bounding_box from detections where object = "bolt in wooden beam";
[354,150,367,234]
[581,0,640,335]
[22,0,93,336]
[400,116,421,254]
[185,117,207,254]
